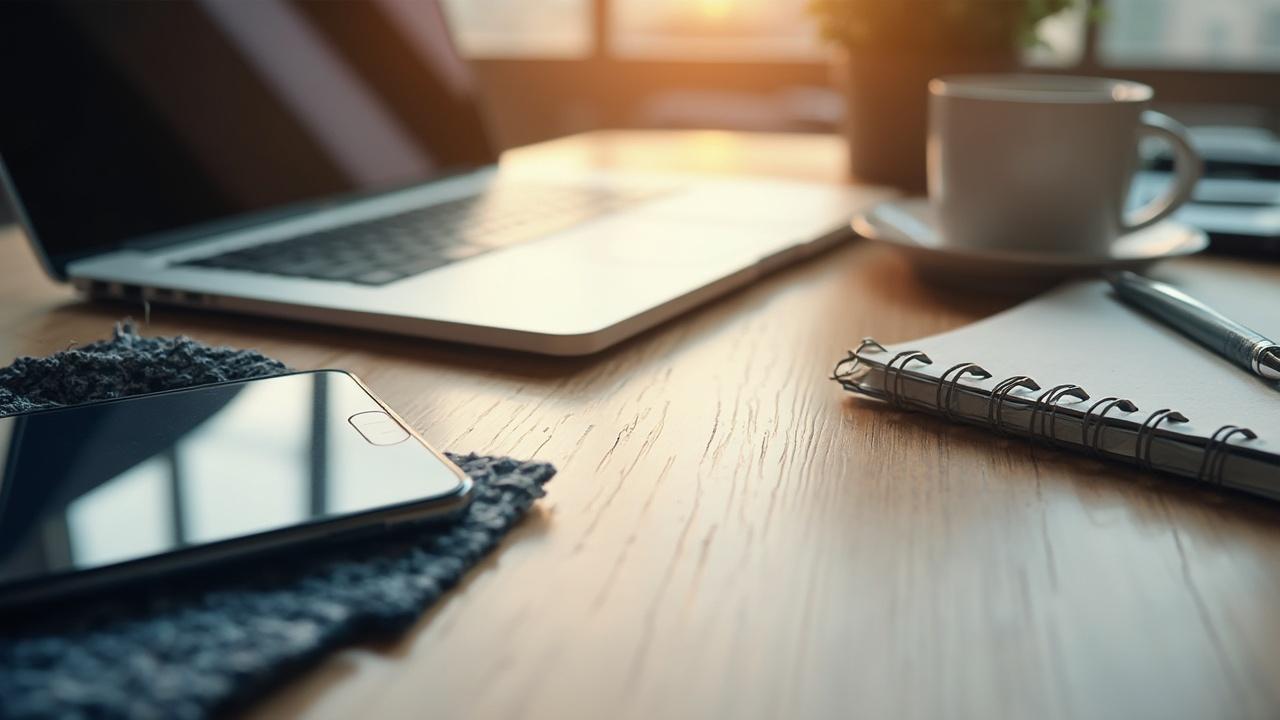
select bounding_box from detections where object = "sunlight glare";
[694,0,735,20]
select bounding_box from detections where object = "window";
[607,0,1086,66]
[440,0,592,58]
[434,1,1278,150]
[1099,0,1280,70]
[444,0,1280,71]
[610,0,820,61]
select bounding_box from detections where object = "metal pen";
[1107,270,1280,381]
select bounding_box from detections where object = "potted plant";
[811,0,1076,192]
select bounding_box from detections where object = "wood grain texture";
[3,131,1280,720]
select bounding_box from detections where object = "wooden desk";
[3,131,1280,720]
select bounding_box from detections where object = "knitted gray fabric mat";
[0,324,555,719]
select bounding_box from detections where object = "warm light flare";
[693,0,735,20]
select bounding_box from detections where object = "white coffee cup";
[927,74,1202,256]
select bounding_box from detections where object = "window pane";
[611,0,823,61]
[1100,0,1280,70]
[441,0,591,58]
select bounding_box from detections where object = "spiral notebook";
[833,264,1280,498]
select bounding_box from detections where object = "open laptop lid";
[0,0,496,280]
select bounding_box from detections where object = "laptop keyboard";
[178,185,662,286]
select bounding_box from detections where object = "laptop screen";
[0,0,496,277]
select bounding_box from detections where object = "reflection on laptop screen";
[0,0,495,274]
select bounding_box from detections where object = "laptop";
[0,1,883,355]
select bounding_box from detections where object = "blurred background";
[2,0,1278,223]
[443,0,1280,149]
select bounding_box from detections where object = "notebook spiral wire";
[834,337,1261,486]
[1136,409,1190,472]
[1029,385,1091,446]
[986,376,1040,434]
[1082,397,1140,457]
[884,351,933,409]
[1198,425,1258,485]
[936,363,991,421]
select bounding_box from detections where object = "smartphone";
[0,370,472,609]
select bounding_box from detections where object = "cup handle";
[1123,110,1203,233]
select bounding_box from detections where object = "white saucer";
[852,198,1209,291]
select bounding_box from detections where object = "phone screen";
[0,371,464,589]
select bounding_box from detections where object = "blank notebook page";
[894,262,1280,451]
